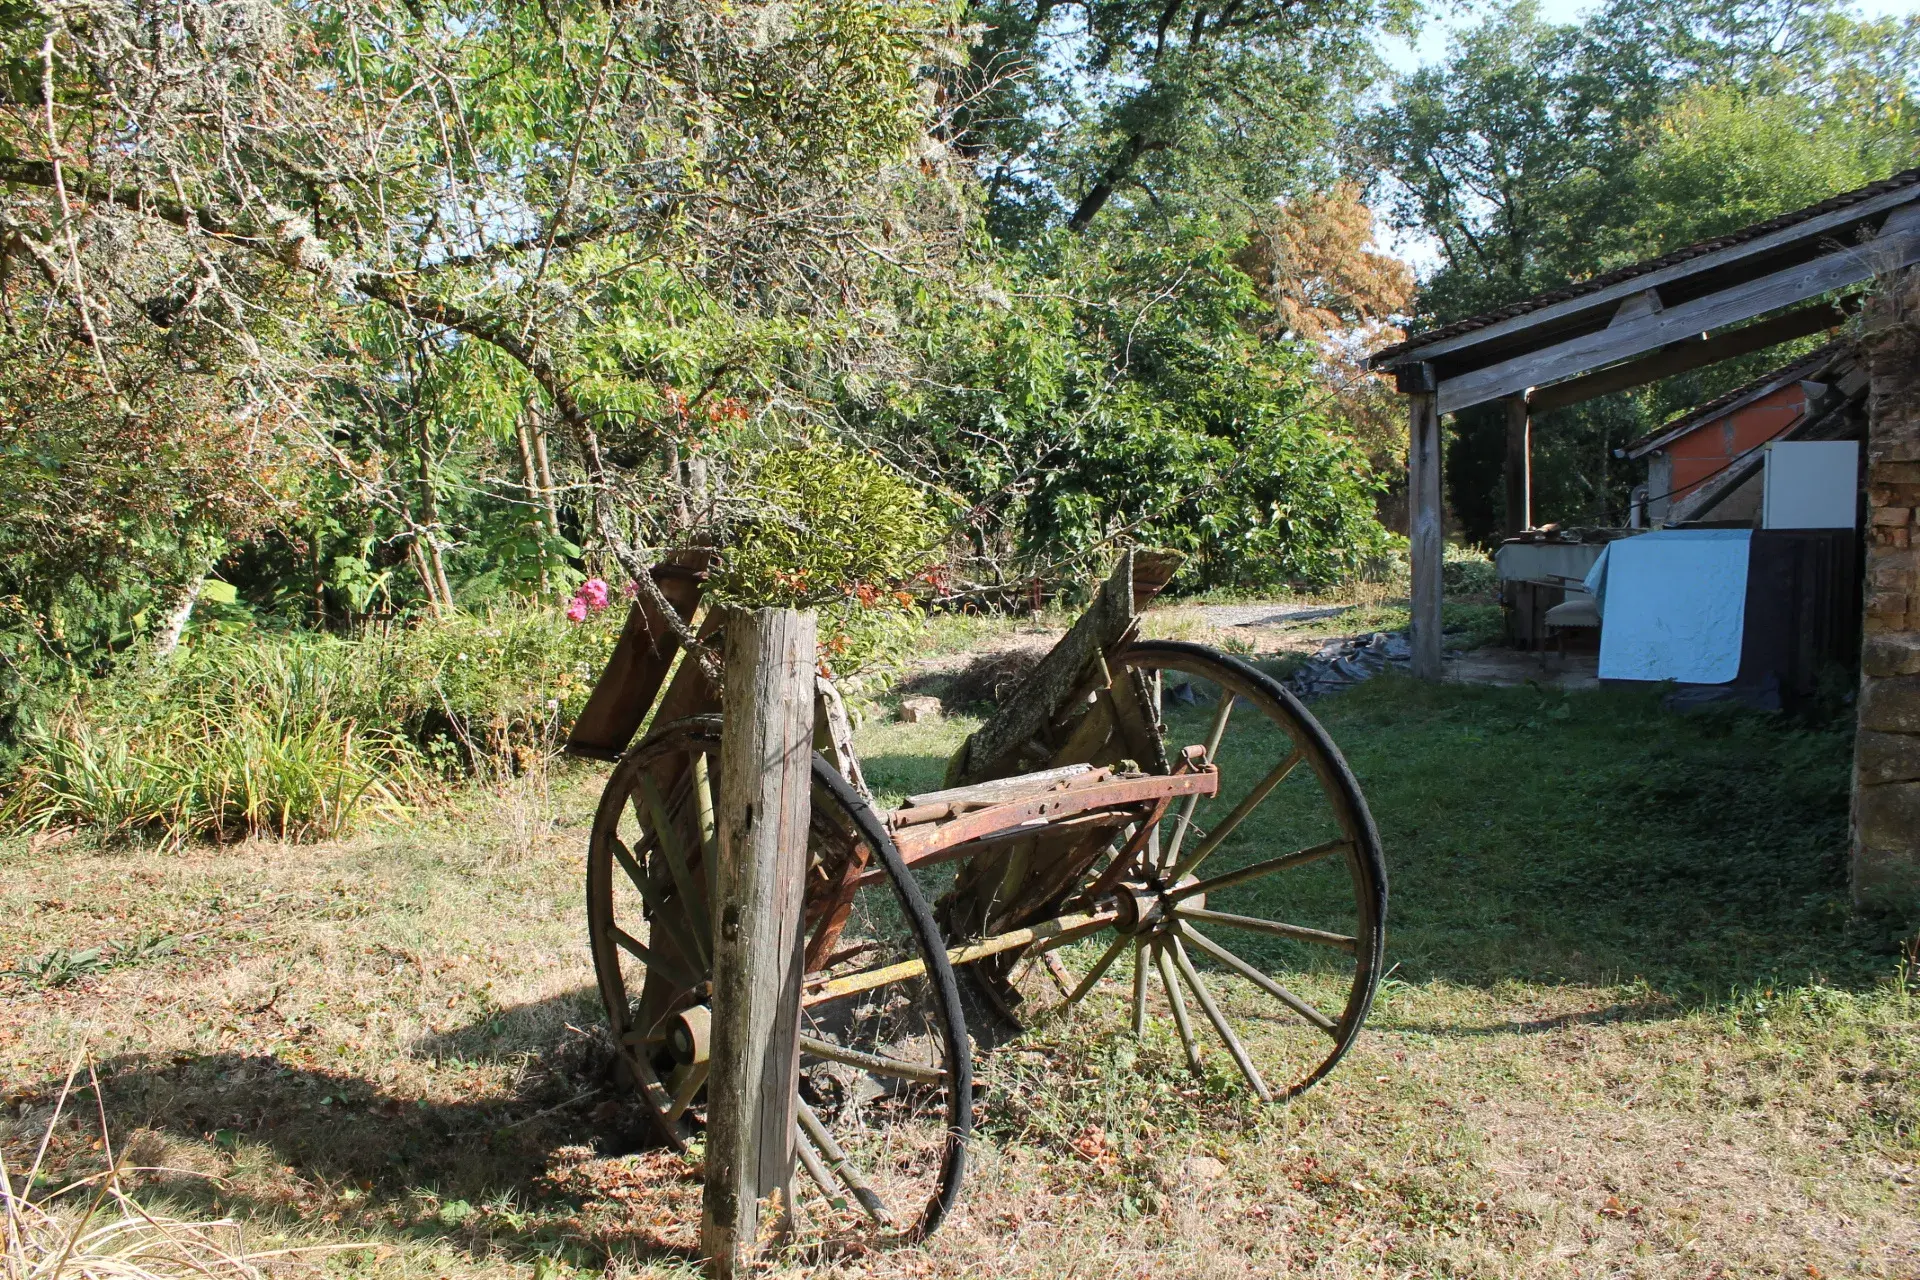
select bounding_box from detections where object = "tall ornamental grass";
[2,604,617,846]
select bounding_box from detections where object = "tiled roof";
[1372,168,1920,366]
[1617,341,1852,460]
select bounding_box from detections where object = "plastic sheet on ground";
[1284,631,1414,699]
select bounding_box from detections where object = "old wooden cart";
[565,553,1387,1243]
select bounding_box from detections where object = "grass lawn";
[4,675,1916,1278]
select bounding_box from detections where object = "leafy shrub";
[1442,547,1498,597]
[1,604,623,845]
[712,437,945,677]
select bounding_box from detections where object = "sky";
[1377,0,1920,72]
[1370,0,1920,271]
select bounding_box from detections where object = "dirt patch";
[896,633,1061,712]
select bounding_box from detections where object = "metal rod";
[1066,932,1131,1006]
[1169,750,1303,882]
[1176,922,1337,1036]
[1163,694,1235,870]
[638,776,711,966]
[798,1034,946,1084]
[793,1125,847,1212]
[796,1101,893,1228]
[610,834,706,982]
[803,911,1115,1007]
[1130,939,1149,1037]
[1175,905,1356,952]
[665,1062,708,1127]
[1169,935,1271,1101]
[1153,940,1203,1074]
[1170,837,1349,903]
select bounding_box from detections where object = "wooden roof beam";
[1434,205,1920,415]
[1527,295,1860,416]
[1376,181,1920,370]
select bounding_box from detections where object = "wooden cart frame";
[566,552,1388,1246]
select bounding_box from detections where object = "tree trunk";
[516,410,552,591]
[530,412,561,538]
[1068,134,1157,233]
[151,572,207,659]
[414,418,455,610]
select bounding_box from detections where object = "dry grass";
[3,663,1917,1279]
[2,1060,370,1280]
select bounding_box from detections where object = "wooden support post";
[701,608,817,1277]
[1407,390,1444,681]
[1503,393,1532,537]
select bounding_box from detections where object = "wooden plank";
[700,609,816,1277]
[946,552,1137,786]
[1531,296,1857,416]
[1436,222,1920,413]
[566,550,711,759]
[1503,394,1531,537]
[1379,184,1920,370]
[1408,393,1443,680]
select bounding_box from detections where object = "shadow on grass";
[15,991,700,1269]
[1315,674,1908,998]
[1379,998,1680,1038]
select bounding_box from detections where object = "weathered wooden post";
[701,607,816,1277]
[1402,362,1444,681]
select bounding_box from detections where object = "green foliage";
[711,437,947,676]
[862,230,1390,590]
[961,0,1413,239]
[1,605,621,845]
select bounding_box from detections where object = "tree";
[1,0,966,647]
[958,0,1413,240]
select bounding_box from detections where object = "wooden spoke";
[799,1034,947,1084]
[1152,940,1203,1075]
[794,1125,849,1213]
[691,752,720,903]
[1170,837,1350,903]
[1163,694,1234,869]
[1168,749,1304,882]
[1175,905,1357,953]
[608,924,699,989]
[804,911,1115,1008]
[637,776,711,965]
[1176,922,1338,1036]
[1065,932,1132,1006]
[609,836,705,979]
[1042,951,1076,998]
[1169,935,1271,1101]
[664,1062,707,1127]
[797,1101,894,1228]
[1130,938,1149,1037]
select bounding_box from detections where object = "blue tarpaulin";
[1584,529,1752,684]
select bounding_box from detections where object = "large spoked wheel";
[1013,641,1387,1101]
[587,716,970,1243]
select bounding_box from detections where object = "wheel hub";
[1111,879,1172,936]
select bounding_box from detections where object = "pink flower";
[564,596,589,623]
[622,579,640,599]
[580,578,611,611]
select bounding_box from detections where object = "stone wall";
[1856,266,1920,913]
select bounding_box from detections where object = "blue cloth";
[1585,530,1752,684]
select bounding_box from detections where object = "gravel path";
[1198,603,1353,628]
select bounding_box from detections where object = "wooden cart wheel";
[1003,640,1387,1101]
[587,716,971,1242]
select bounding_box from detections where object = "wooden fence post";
[701,607,817,1277]
[1408,389,1444,680]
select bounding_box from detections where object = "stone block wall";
[1856,266,1920,913]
